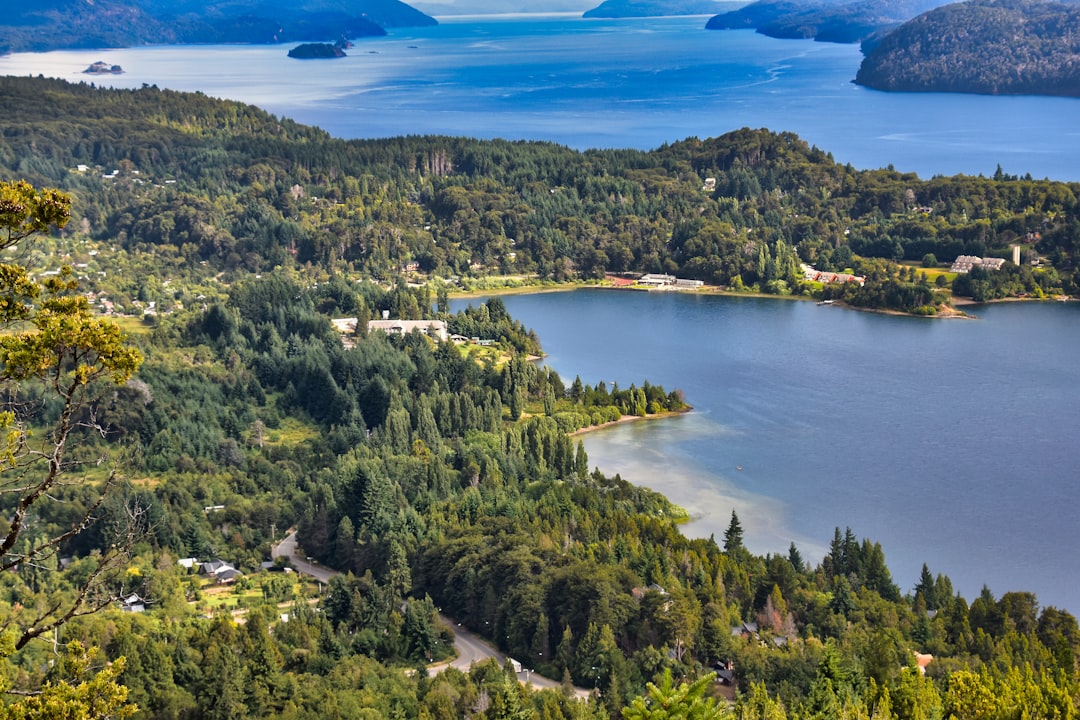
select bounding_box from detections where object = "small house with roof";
[119,593,148,613]
[200,559,243,584]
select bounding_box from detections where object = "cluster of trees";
[3,76,1079,318]
[448,297,542,354]
[856,0,1080,97]
[952,263,1066,301]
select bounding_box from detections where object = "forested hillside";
[0,0,435,54]
[855,0,1080,97]
[582,0,732,19]
[705,0,943,43]
[2,75,1080,719]
[2,76,1079,316]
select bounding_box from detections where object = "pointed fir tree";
[723,510,745,555]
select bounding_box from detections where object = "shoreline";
[568,407,691,437]
[450,276,1074,318]
[951,294,1074,307]
[835,301,974,320]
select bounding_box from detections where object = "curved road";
[271,531,590,699]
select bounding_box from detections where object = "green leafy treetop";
[0,181,142,717]
[0,642,135,720]
[621,670,727,720]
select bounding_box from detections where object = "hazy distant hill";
[856,0,1080,96]
[705,0,943,43]
[412,0,591,14]
[583,0,732,18]
[0,0,434,53]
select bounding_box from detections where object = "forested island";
[288,43,347,59]
[0,0,433,54]
[83,61,125,75]
[1,74,1080,718]
[855,0,1080,97]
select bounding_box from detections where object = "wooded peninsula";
[1,74,1079,719]
[855,0,1080,98]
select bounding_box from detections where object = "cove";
[453,290,1080,612]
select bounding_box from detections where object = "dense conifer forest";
[855,0,1080,97]
[2,75,1080,719]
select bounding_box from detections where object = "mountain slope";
[0,0,434,53]
[705,0,943,43]
[855,0,1080,96]
[582,0,733,18]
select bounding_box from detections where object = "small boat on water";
[817,300,834,305]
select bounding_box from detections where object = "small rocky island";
[83,61,123,75]
[288,43,346,59]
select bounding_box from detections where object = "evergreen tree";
[723,510,745,555]
[788,542,805,574]
[621,669,726,720]
[914,563,937,610]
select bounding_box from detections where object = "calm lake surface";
[453,291,1080,612]
[3,14,1080,180]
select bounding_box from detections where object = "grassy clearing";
[457,342,512,367]
[899,262,956,283]
[191,574,322,615]
[109,315,156,336]
[919,268,956,283]
[264,416,320,446]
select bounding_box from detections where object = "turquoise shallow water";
[3,14,1080,179]
[454,291,1080,612]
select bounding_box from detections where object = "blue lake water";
[3,14,1080,180]
[453,291,1080,613]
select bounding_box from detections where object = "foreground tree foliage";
[0,86,1079,719]
[0,181,141,717]
[622,670,726,720]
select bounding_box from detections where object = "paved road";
[271,531,590,698]
[271,530,337,583]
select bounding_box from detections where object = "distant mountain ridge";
[582,0,733,18]
[412,0,591,14]
[705,0,944,43]
[0,0,435,54]
[855,0,1080,96]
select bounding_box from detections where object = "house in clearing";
[638,273,676,287]
[950,255,1006,273]
[367,319,448,341]
[200,559,243,584]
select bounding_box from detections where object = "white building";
[367,319,448,341]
